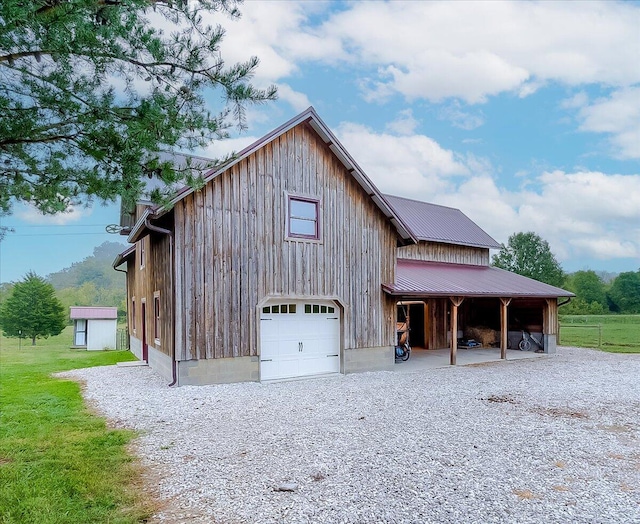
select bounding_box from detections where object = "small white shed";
[69,306,118,350]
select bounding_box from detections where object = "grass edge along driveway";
[0,328,153,524]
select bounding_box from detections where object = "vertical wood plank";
[204,185,214,359]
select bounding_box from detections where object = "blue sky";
[1,0,639,283]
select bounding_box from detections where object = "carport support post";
[449,297,464,365]
[500,297,512,359]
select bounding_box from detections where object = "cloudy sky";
[2,0,639,283]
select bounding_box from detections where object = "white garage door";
[260,300,340,381]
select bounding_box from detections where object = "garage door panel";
[260,301,340,381]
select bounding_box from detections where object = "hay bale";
[465,326,499,347]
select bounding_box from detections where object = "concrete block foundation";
[177,356,260,386]
[343,345,395,374]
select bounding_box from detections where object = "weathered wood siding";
[173,122,398,361]
[126,218,174,358]
[398,242,489,266]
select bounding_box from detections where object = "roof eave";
[382,287,575,299]
[112,245,136,269]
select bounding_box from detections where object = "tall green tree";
[607,270,640,313]
[0,0,276,218]
[0,272,66,345]
[492,231,565,287]
[566,270,607,308]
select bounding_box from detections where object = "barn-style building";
[114,107,572,385]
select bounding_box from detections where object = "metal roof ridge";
[384,193,462,212]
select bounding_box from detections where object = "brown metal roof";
[383,194,501,249]
[384,259,574,298]
[112,244,135,268]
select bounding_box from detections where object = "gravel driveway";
[60,347,640,524]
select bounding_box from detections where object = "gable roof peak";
[128,108,416,244]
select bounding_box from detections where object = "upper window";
[153,292,160,343]
[288,196,319,239]
[131,298,136,332]
[139,239,146,269]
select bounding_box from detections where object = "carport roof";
[384,259,575,298]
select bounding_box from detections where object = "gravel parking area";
[60,347,640,524]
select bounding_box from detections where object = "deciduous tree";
[0,272,66,345]
[0,0,276,218]
[565,270,607,309]
[607,270,640,314]
[492,232,565,287]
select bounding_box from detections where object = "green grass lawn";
[0,326,152,524]
[559,314,640,353]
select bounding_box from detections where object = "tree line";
[0,242,127,344]
[493,232,640,314]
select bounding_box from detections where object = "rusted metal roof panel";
[70,306,118,319]
[383,194,502,249]
[384,259,574,298]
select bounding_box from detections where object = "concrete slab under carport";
[393,347,546,373]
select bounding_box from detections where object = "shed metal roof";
[383,194,501,249]
[384,259,574,298]
[70,306,118,320]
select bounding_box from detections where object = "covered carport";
[384,259,574,365]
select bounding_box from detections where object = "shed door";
[74,319,87,346]
[260,300,340,381]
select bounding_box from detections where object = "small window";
[139,239,146,269]
[288,196,319,239]
[153,292,160,342]
[281,304,288,314]
[132,298,136,332]
[328,306,335,314]
[289,304,296,314]
[263,306,270,314]
[321,306,327,313]
[313,304,320,314]
[305,304,311,314]
[272,305,280,314]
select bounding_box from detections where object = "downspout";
[144,218,178,386]
[558,298,572,307]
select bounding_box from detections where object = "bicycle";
[518,330,544,352]
[395,305,411,361]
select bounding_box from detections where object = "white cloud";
[309,1,640,103]
[16,204,93,225]
[336,121,471,197]
[561,91,589,110]
[439,102,484,130]
[385,109,419,136]
[196,135,260,160]
[275,84,311,112]
[332,120,640,264]
[576,87,640,159]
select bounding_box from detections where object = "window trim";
[153,291,161,345]
[286,194,321,241]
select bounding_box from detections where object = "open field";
[0,327,151,524]
[559,314,640,353]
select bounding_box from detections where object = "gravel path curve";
[59,347,640,524]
